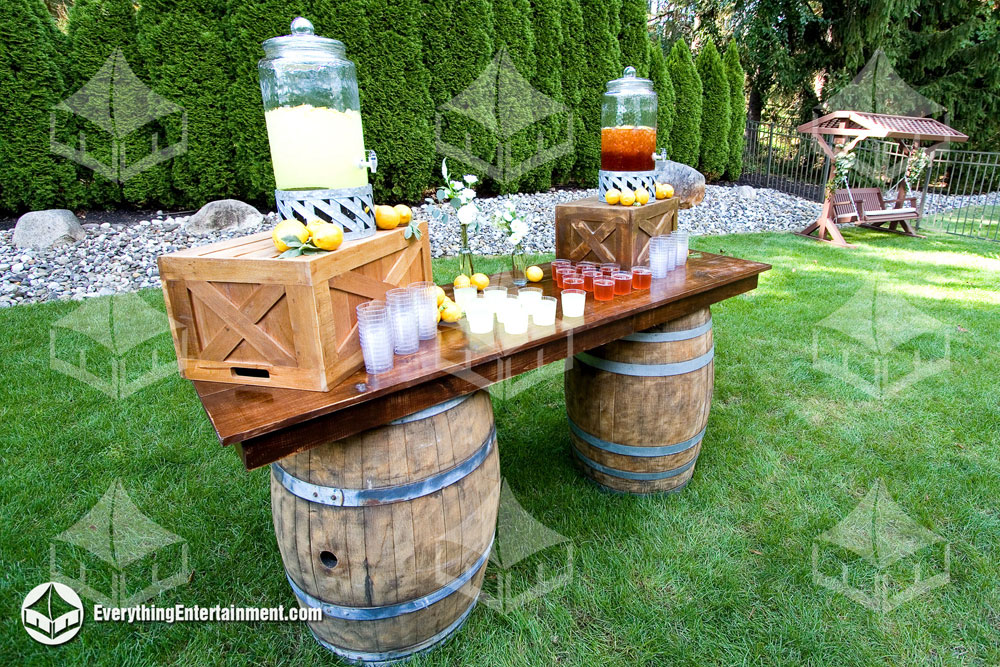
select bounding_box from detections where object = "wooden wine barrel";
[564,308,714,494]
[270,390,499,663]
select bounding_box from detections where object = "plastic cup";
[563,276,584,291]
[649,235,676,278]
[516,287,543,307]
[483,285,508,318]
[465,296,494,334]
[453,286,479,312]
[385,287,419,355]
[408,280,438,340]
[561,289,586,318]
[533,296,557,326]
[582,269,600,292]
[674,230,690,265]
[356,301,394,374]
[503,301,528,335]
[593,277,615,301]
[600,263,620,276]
[613,271,632,295]
[632,266,652,290]
[577,261,598,270]
[554,266,576,289]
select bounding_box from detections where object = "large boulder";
[656,160,706,209]
[183,199,263,235]
[13,209,86,249]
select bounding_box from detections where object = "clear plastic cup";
[561,288,586,318]
[613,271,632,295]
[483,285,508,317]
[632,266,652,290]
[516,287,543,308]
[465,296,494,334]
[649,235,676,278]
[356,301,394,374]
[593,277,615,301]
[674,230,690,265]
[497,295,520,325]
[408,280,438,340]
[563,276,584,291]
[453,286,479,312]
[600,263,620,276]
[582,269,600,292]
[532,296,557,326]
[503,301,528,335]
[385,287,419,355]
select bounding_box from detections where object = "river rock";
[656,161,706,209]
[184,199,263,235]
[12,210,86,249]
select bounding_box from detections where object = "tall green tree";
[226,1,309,208]
[666,38,702,168]
[420,0,494,185]
[0,0,78,213]
[137,0,235,207]
[525,0,564,192]
[618,0,650,76]
[575,0,622,183]
[723,40,747,180]
[557,0,588,185]
[649,35,675,157]
[491,0,536,193]
[695,38,730,181]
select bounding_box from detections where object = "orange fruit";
[311,222,344,251]
[393,204,413,224]
[619,189,636,206]
[604,188,621,205]
[375,205,401,230]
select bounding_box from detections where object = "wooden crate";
[158,223,431,392]
[555,196,679,268]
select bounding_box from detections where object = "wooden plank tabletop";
[192,251,770,469]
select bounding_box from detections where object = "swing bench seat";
[832,187,923,237]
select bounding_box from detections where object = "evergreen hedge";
[695,38,730,181]
[649,36,675,157]
[491,0,536,193]
[724,40,747,181]
[525,0,564,192]
[618,0,650,76]
[666,38,702,168]
[575,0,622,183]
[557,0,588,184]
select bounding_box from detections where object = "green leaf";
[441,158,449,181]
[281,235,304,248]
[278,247,303,258]
[404,226,413,239]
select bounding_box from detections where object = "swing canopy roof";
[798,111,968,144]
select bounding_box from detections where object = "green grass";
[2,228,999,665]
[921,203,1000,240]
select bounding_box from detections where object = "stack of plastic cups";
[674,230,690,265]
[408,281,439,341]
[649,235,677,278]
[356,301,394,374]
[385,287,420,355]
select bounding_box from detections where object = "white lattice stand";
[598,170,657,199]
[275,185,376,241]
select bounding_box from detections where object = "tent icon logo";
[21,581,84,646]
[811,281,951,398]
[812,479,950,612]
[49,293,181,399]
[434,46,574,187]
[50,48,187,182]
[49,480,191,607]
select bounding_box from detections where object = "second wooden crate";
[555,196,679,268]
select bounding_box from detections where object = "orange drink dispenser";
[599,67,658,199]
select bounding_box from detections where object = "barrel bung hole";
[319,551,339,569]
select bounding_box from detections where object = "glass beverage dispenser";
[598,67,658,198]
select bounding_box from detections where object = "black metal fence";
[742,120,1000,241]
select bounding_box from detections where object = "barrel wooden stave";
[565,308,714,494]
[270,390,499,661]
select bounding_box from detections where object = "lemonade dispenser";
[259,17,377,239]
[599,66,658,199]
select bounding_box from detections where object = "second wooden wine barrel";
[564,308,714,494]
[270,390,499,663]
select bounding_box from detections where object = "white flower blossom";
[463,174,478,185]
[509,231,525,246]
[457,203,479,225]
[460,188,477,202]
[511,219,529,236]
[450,180,464,191]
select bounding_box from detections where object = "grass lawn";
[921,203,1000,241]
[2,227,999,665]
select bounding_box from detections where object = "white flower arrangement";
[492,200,531,248]
[426,159,484,233]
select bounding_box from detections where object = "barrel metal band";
[286,534,494,622]
[575,345,714,377]
[568,416,706,457]
[622,318,712,342]
[390,393,474,425]
[271,425,495,507]
[572,445,699,481]
[308,594,478,664]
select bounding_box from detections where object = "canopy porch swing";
[796,111,968,248]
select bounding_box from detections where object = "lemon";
[525,265,543,282]
[604,188,621,205]
[433,285,447,307]
[635,187,650,205]
[374,205,401,230]
[436,307,442,323]
[655,183,674,200]
[311,222,344,251]
[619,189,636,206]
[393,204,413,224]
[272,219,309,252]
[453,274,471,289]
[439,300,462,323]
[470,273,490,290]
[306,219,326,238]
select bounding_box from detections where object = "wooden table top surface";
[192,251,770,469]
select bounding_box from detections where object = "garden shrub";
[695,37,730,181]
[575,0,622,184]
[649,36,676,157]
[618,0,650,76]
[556,0,588,185]
[524,0,565,192]
[491,0,536,193]
[724,40,747,181]
[666,38,702,168]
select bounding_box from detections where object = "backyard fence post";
[917,151,935,229]
[765,123,775,188]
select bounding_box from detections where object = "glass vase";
[458,225,476,276]
[510,244,527,287]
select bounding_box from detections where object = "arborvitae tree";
[606,0,623,65]
[226,1,309,208]
[556,0,587,185]
[695,38,730,181]
[525,0,564,192]
[357,0,434,201]
[419,0,494,185]
[723,40,747,181]
[649,36,675,157]
[618,0,650,76]
[0,0,78,213]
[137,0,235,207]
[575,0,622,183]
[666,38,702,168]
[491,0,536,193]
